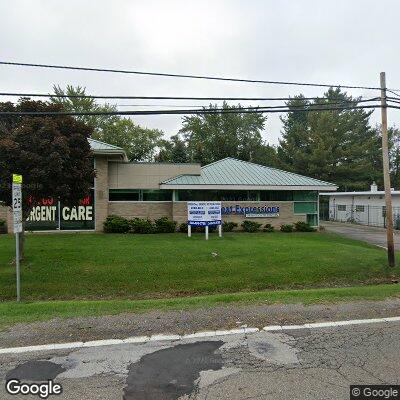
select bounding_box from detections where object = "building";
[320,182,400,228]
[1,139,337,233]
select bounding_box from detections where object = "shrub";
[263,223,275,232]
[0,219,6,234]
[154,217,177,233]
[130,218,155,234]
[178,222,188,232]
[241,220,262,232]
[103,215,130,233]
[280,224,293,233]
[294,221,316,232]
[222,221,238,232]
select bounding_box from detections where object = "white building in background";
[320,182,400,228]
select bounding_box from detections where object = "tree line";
[4,85,400,191]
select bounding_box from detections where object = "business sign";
[222,204,280,218]
[12,174,23,233]
[25,192,95,231]
[187,202,222,226]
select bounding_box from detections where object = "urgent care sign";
[26,192,95,230]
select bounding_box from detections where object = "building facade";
[321,182,400,228]
[1,139,337,233]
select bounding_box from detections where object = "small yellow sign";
[12,174,23,184]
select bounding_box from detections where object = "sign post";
[12,174,23,302]
[187,202,222,240]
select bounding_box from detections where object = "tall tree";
[0,99,95,257]
[278,88,381,190]
[96,118,163,161]
[179,102,268,165]
[156,134,188,163]
[50,85,164,161]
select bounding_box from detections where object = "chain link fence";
[320,203,400,229]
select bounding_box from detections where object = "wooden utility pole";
[380,72,395,267]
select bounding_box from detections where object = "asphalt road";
[1,320,400,400]
[322,221,400,250]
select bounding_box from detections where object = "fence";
[320,204,400,229]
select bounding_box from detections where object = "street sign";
[12,174,22,302]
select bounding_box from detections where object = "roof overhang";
[160,184,338,191]
[92,150,128,161]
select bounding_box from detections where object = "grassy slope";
[1,284,400,329]
[0,232,398,301]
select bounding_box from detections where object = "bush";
[263,223,275,232]
[154,217,177,233]
[294,221,316,232]
[178,222,188,232]
[130,218,155,234]
[280,224,294,233]
[103,215,130,233]
[241,220,262,232]
[222,221,238,232]
[0,219,6,234]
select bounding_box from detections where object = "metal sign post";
[12,174,23,302]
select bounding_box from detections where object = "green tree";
[0,99,95,257]
[156,134,188,163]
[96,118,163,161]
[179,102,268,165]
[51,85,165,161]
[278,88,381,191]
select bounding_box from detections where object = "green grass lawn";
[0,231,398,302]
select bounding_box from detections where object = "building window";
[294,202,318,214]
[337,205,346,211]
[109,189,172,201]
[355,205,365,212]
[307,214,318,226]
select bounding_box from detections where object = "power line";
[387,90,400,99]
[0,104,380,117]
[0,61,384,91]
[0,92,379,102]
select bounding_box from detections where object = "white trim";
[1,316,399,355]
[160,184,337,191]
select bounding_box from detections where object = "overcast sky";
[1,0,400,145]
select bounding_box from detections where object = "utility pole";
[380,72,395,267]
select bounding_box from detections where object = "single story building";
[1,139,337,233]
[320,182,400,228]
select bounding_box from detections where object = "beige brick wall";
[172,201,307,228]
[94,156,110,232]
[108,162,201,189]
[108,202,173,220]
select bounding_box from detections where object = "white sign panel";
[187,202,222,226]
[12,177,23,233]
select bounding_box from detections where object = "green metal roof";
[89,138,124,151]
[161,157,337,189]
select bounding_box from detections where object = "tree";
[95,118,163,161]
[156,134,188,163]
[50,85,165,161]
[50,85,119,130]
[179,102,268,165]
[0,99,95,258]
[278,88,382,191]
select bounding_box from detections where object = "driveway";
[322,221,400,250]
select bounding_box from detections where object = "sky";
[1,0,400,145]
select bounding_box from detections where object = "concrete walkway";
[322,221,400,250]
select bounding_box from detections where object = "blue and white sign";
[188,202,222,226]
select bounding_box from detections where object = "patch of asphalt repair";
[5,360,65,381]
[2,298,400,348]
[123,341,224,400]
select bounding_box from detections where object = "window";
[355,205,365,212]
[337,205,346,211]
[260,191,293,201]
[109,189,172,201]
[294,202,318,214]
[293,191,318,201]
[307,214,318,226]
